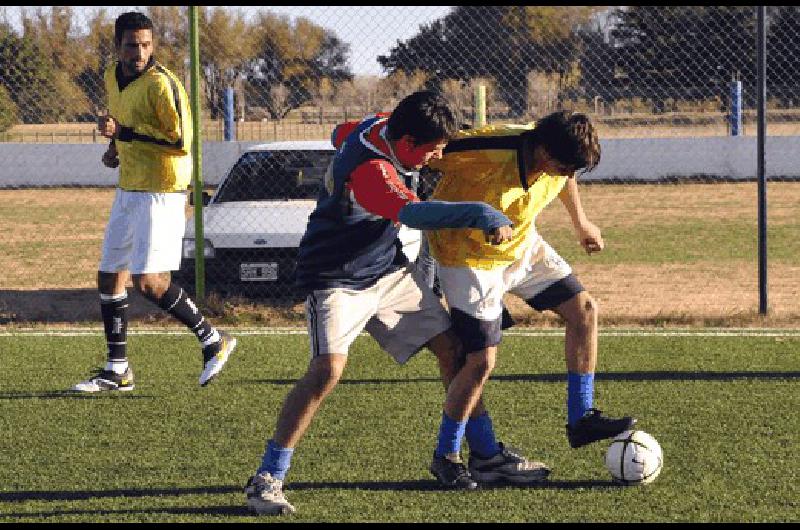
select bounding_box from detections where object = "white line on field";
[0,328,799,337]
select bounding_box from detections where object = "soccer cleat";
[429,452,479,490]
[71,367,135,393]
[245,472,296,516]
[199,331,237,386]
[468,442,551,484]
[566,408,637,449]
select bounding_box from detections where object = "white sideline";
[1,327,799,337]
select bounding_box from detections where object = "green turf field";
[1,330,798,522]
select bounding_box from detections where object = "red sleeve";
[349,159,419,222]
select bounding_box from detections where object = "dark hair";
[386,90,458,145]
[115,11,153,46]
[530,111,601,175]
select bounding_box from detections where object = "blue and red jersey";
[294,115,421,293]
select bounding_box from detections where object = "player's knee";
[304,355,345,396]
[572,292,598,332]
[582,292,598,318]
[97,271,126,295]
[430,329,463,366]
[131,273,169,301]
[465,348,496,381]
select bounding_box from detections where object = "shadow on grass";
[1,504,249,519]
[0,478,617,505]
[288,479,617,492]
[0,391,155,400]
[0,288,163,324]
[243,370,800,386]
[0,485,239,503]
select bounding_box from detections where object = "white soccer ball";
[604,430,663,485]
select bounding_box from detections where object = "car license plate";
[240,262,278,281]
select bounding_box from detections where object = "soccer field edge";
[1,327,800,337]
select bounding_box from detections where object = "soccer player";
[244,91,549,516]
[425,112,636,481]
[71,12,236,393]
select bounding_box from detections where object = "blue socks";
[465,412,501,459]
[436,411,503,459]
[257,439,294,480]
[567,371,595,426]
[434,411,468,458]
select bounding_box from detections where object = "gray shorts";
[304,265,451,364]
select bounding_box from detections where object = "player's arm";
[115,80,189,156]
[349,160,513,243]
[558,177,603,254]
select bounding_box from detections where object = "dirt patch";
[2,185,798,328]
[505,261,800,328]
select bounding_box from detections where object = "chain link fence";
[0,6,798,325]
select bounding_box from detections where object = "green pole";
[474,84,486,128]
[189,6,205,301]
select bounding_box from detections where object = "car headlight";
[182,238,215,259]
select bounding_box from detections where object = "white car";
[177,140,421,298]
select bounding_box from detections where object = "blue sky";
[1,5,454,77]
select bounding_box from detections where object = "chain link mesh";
[0,6,798,325]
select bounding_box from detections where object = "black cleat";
[430,452,478,490]
[468,442,550,484]
[566,408,637,449]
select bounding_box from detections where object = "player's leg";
[514,240,635,449]
[446,311,550,485]
[129,191,236,386]
[550,291,635,448]
[247,353,348,516]
[426,329,488,419]
[247,286,375,516]
[73,190,135,392]
[131,271,235,386]
[434,337,496,489]
[360,265,477,489]
[434,265,550,486]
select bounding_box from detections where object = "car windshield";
[214,150,334,202]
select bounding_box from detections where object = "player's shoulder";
[148,62,184,89]
[103,63,117,84]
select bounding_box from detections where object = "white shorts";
[438,236,574,321]
[305,265,451,364]
[99,189,187,274]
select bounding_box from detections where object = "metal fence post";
[224,86,235,141]
[190,5,206,302]
[729,77,742,136]
[757,5,768,315]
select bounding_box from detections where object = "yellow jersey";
[427,123,567,269]
[104,60,192,192]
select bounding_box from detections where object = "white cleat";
[245,472,296,516]
[199,332,237,386]
[71,367,135,393]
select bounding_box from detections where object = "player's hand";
[577,220,604,255]
[96,108,119,139]
[485,224,513,245]
[101,142,119,168]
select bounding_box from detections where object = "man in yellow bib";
[72,12,236,393]
[426,111,636,485]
